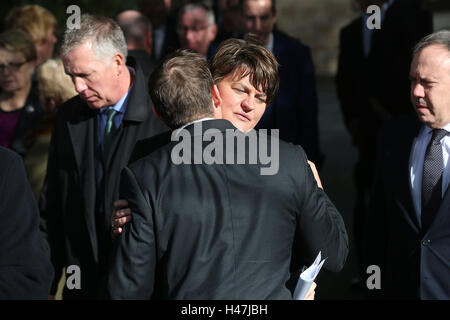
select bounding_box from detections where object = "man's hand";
[304,282,317,300]
[307,160,323,189]
[111,199,132,240]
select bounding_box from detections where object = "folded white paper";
[293,251,326,300]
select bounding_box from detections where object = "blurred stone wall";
[276,0,449,77]
[276,0,357,77]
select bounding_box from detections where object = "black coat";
[365,114,450,299]
[39,58,168,299]
[107,119,348,299]
[256,30,321,165]
[0,146,53,299]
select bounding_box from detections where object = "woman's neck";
[0,81,32,112]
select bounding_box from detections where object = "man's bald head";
[116,10,152,54]
[117,10,142,25]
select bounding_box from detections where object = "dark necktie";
[421,128,448,230]
[104,109,118,160]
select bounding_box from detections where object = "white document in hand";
[293,251,326,300]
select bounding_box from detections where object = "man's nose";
[74,77,87,93]
[185,30,197,44]
[412,82,424,98]
[254,18,262,31]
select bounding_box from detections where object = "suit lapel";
[104,57,150,173]
[407,134,421,229]
[102,58,152,230]
[427,187,450,234]
[392,118,422,231]
[67,104,99,261]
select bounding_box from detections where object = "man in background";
[117,10,156,79]
[138,0,178,61]
[365,30,450,300]
[336,0,433,285]
[239,0,321,167]
[40,14,167,299]
[177,2,218,59]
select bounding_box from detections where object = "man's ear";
[210,24,218,41]
[272,9,277,25]
[113,53,125,76]
[211,84,222,119]
[152,104,165,124]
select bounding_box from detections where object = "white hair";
[61,13,128,62]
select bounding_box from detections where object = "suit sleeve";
[39,118,66,295]
[0,150,53,299]
[293,147,349,272]
[107,166,157,299]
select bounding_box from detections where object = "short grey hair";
[413,30,450,56]
[61,14,127,62]
[179,3,216,27]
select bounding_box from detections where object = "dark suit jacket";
[255,30,320,165]
[0,146,53,299]
[336,0,432,143]
[39,58,168,299]
[107,119,348,299]
[364,114,450,299]
[127,50,156,82]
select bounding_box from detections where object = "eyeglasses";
[0,61,27,72]
[177,25,209,34]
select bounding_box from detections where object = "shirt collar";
[174,117,216,137]
[266,32,274,53]
[100,66,135,115]
[424,123,450,135]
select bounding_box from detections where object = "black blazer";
[39,58,168,299]
[107,119,348,299]
[364,114,450,299]
[0,146,53,299]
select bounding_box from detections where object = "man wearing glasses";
[177,2,218,59]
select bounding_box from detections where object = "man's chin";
[85,99,104,110]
